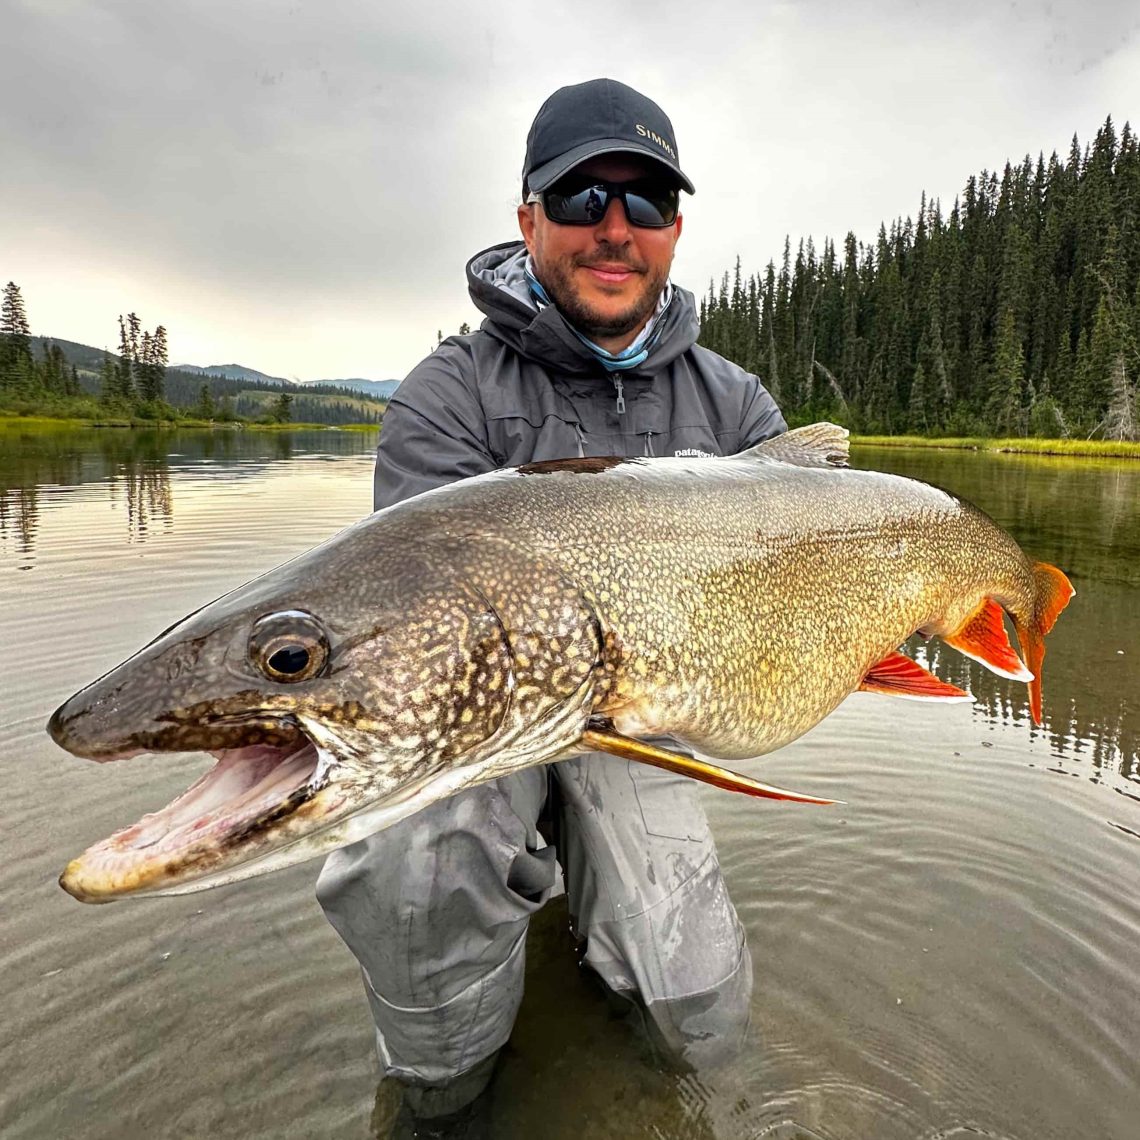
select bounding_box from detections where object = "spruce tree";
[693,118,1139,437]
[138,331,155,402]
[908,362,928,432]
[195,383,215,419]
[116,316,134,401]
[99,352,117,404]
[150,325,167,401]
[1,281,33,391]
[1096,352,1139,439]
[271,392,293,423]
[990,308,1026,435]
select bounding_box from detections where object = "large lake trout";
[48,424,1073,902]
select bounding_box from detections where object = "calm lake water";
[1,425,1137,1140]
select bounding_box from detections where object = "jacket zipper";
[613,375,626,415]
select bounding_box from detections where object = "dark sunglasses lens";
[542,180,678,227]
[543,184,608,224]
[624,183,679,227]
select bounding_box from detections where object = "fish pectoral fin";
[942,597,1033,681]
[740,422,850,468]
[860,650,973,701]
[579,727,840,805]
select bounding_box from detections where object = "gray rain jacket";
[318,243,787,1086]
[373,241,786,510]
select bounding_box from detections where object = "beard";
[535,246,669,341]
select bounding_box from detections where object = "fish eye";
[249,611,330,683]
[267,644,311,676]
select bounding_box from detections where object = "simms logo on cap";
[635,124,677,161]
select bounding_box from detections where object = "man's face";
[517,154,683,350]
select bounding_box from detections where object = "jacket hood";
[465,241,700,377]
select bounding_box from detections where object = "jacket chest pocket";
[488,414,587,466]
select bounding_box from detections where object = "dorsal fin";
[741,422,850,468]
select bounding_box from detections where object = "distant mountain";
[303,378,401,399]
[174,365,401,399]
[29,335,391,425]
[31,335,116,377]
[173,363,290,386]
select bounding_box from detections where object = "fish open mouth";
[59,727,329,903]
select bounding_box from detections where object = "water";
[1,425,1137,1139]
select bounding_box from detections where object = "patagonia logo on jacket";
[674,448,716,459]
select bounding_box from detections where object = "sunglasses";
[527,176,680,228]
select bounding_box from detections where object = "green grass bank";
[851,434,1140,460]
[0,413,380,433]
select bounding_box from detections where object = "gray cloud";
[2,0,1138,379]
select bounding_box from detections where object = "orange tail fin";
[1013,562,1075,726]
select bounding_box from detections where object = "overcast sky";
[3,0,1139,381]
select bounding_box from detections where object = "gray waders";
[316,750,753,1102]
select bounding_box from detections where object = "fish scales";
[410,453,1034,760]
[47,424,1073,901]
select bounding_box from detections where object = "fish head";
[48,526,601,902]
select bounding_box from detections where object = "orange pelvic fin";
[580,729,841,805]
[944,597,1032,681]
[859,650,973,701]
[1013,561,1076,726]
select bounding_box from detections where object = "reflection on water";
[0,487,37,561]
[2,429,1138,1140]
[2,424,179,493]
[114,464,174,542]
[854,447,1140,787]
[852,447,1140,586]
[0,424,376,553]
[914,634,1138,784]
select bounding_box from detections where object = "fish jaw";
[53,692,425,901]
[55,639,605,903]
[57,689,600,901]
[58,730,335,902]
[50,565,608,900]
[88,744,551,899]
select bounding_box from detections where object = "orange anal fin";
[860,650,972,701]
[1015,561,1076,726]
[944,597,1032,681]
[580,729,840,805]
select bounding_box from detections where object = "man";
[317,78,786,1137]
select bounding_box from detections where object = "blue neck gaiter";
[525,260,672,373]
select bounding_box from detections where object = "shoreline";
[0,414,381,433]
[3,415,1136,458]
[849,434,1140,460]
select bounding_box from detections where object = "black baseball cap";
[523,78,695,196]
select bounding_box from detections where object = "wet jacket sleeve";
[373,342,498,511]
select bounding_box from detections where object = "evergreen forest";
[698,116,1140,439]
[0,284,384,426]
